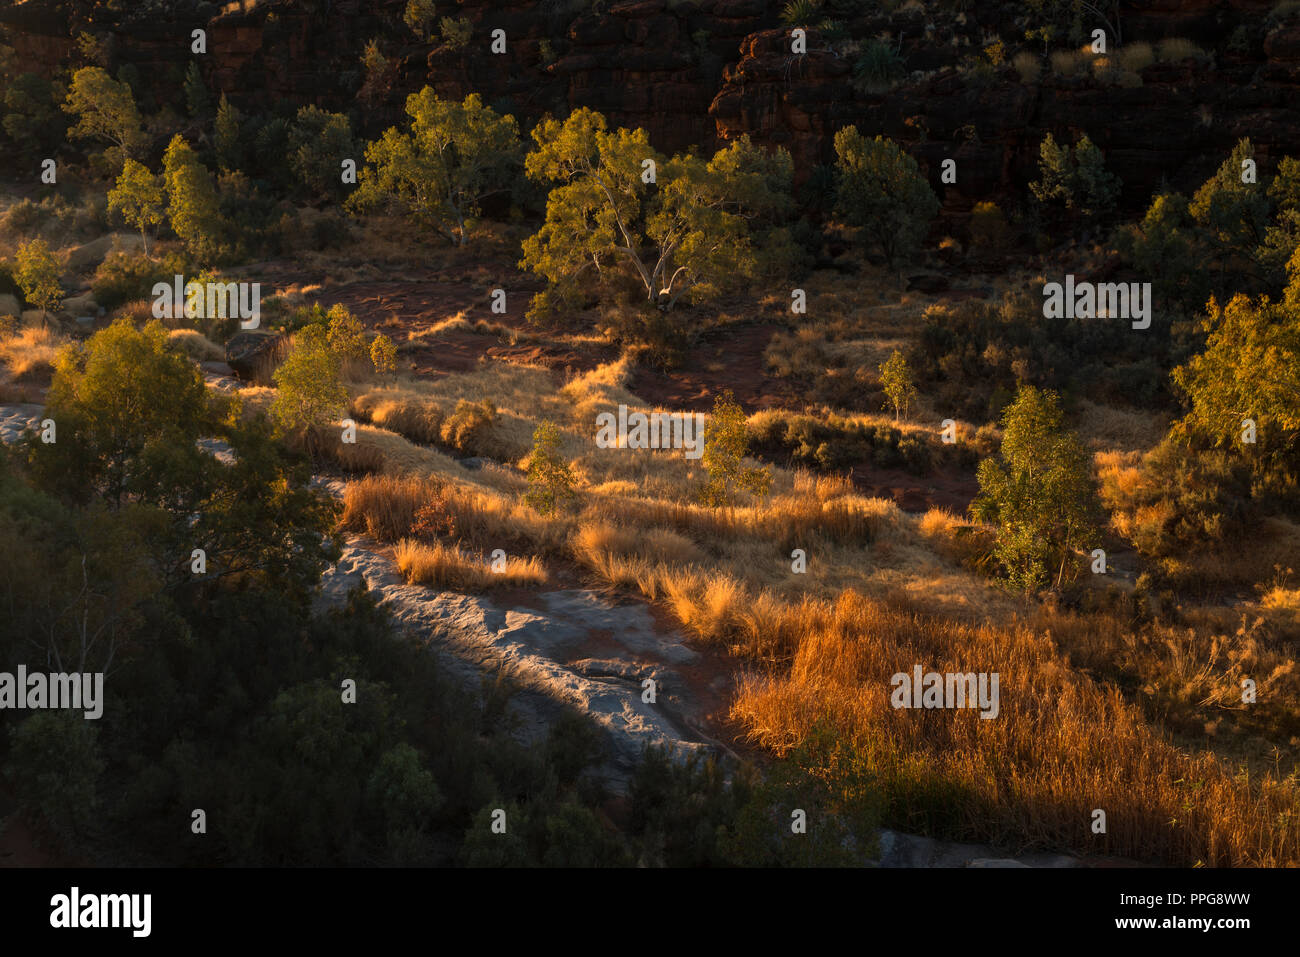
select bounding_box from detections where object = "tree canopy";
[833,127,939,265]
[521,109,790,317]
[347,90,521,247]
[972,385,1102,591]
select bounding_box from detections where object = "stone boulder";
[65,233,145,274]
[224,330,288,383]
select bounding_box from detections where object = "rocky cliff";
[4,0,1300,214]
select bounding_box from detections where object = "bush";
[91,250,185,312]
[370,333,398,376]
[834,128,939,265]
[1156,37,1208,63]
[271,323,349,436]
[440,16,473,49]
[14,238,62,312]
[440,399,499,454]
[853,41,904,92]
[1049,49,1089,77]
[968,200,1010,257]
[1012,51,1042,83]
[524,421,578,516]
[1117,42,1155,73]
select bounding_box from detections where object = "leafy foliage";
[62,66,146,165]
[1030,132,1121,221]
[289,106,357,200]
[524,421,578,516]
[699,391,772,507]
[833,127,939,265]
[972,385,1103,591]
[14,238,63,312]
[879,348,917,421]
[271,323,350,435]
[107,158,165,255]
[521,110,790,316]
[348,90,521,247]
[162,134,226,264]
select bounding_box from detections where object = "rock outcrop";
[7,0,1300,221]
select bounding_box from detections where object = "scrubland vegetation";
[0,1,1298,868]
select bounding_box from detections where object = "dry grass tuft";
[168,328,225,362]
[0,325,65,382]
[393,538,547,590]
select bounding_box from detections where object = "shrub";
[1156,37,1208,63]
[325,303,369,376]
[968,200,1010,256]
[441,399,499,454]
[1011,51,1042,83]
[403,0,438,39]
[440,16,473,49]
[271,323,349,436]
[15,239,62,312]
[699,391,772,508]
[370,333,398,376]
[834,127,939,265]
[1117,42,1154,73]
[879,349,917,421]
[971,385,1102,591]
[1049,49,1088,77]
[91,250,183,312]
[524,421,578,516]
[853,41,905,92]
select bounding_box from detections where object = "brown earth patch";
[850,463,979,515]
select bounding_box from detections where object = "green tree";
[833,127,939,265]
[272,323,350,435]
[214,93,242,171]
[15,238,63,313]
[404,0,438,39]
[3,72,63,158]
[1114,190,1210,312]
[524,421,578,516]
[163,134,225,263]
[347,90,520,247]
[6,712,104,840]
[366,742,442,864]
[1171,291,1300,462]
[1188,138,1271,283]
[521,109,784,315]
[183,61,211,119]
[440,16,472,49]
[699,391,772,508]
[23,317,340,597]
[1030,132,1120,221]
[879,349,917,421]
[370,333,398,376]
[289,106,357,199]
[107,158,165,255]
[324,303,368,363]
[971,385,1102,591]
[62,66,145,164]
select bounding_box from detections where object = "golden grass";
[0,325,65,382]
[729,588,1300,865]
[352,391,446,443]
[322,303,1300,865]
[167,328,225,362]
[393,538,548,590]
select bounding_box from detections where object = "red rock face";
[5,0,1300,218]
